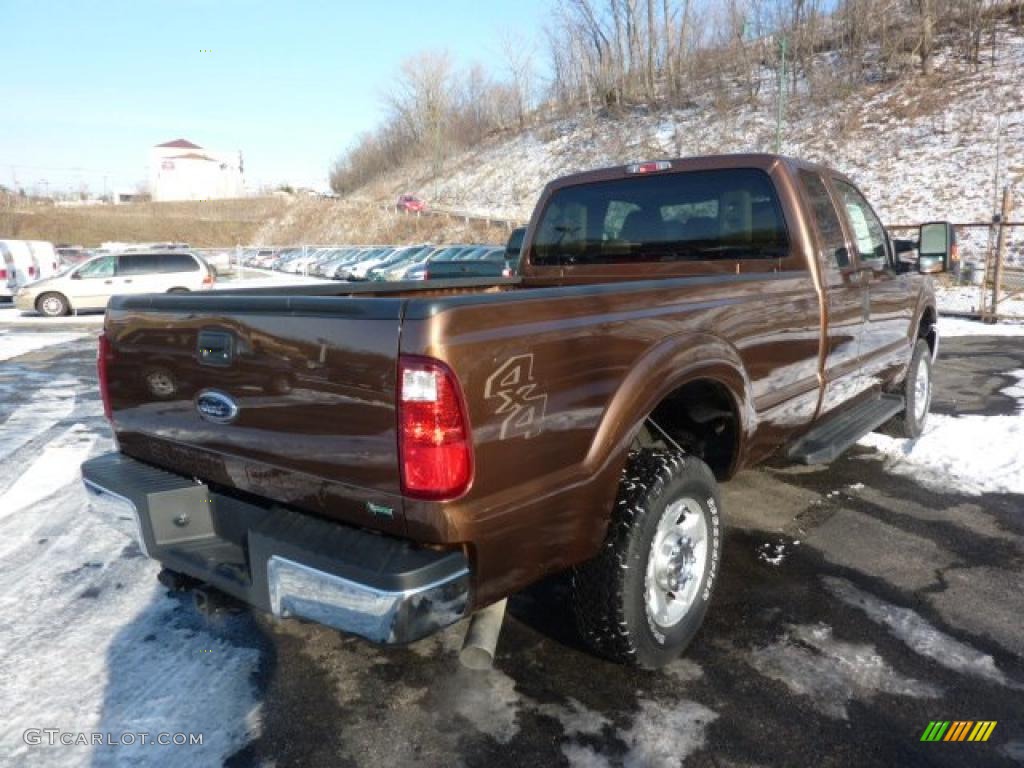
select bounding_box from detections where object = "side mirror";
[918,222,954,274]
[70,270,82,279]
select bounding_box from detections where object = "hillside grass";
[0,197,289,247]
[0,196,511,248]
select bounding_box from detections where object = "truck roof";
[540,153,840,193]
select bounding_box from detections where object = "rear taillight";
[398,356,473,500]
[98,333,114,420]
[202,273,215,286]
[28,266,37,277]
[0,268,7,280]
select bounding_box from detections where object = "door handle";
[104,279,113,284]
[123,279,133,284]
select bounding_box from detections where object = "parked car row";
[238,235,524,282]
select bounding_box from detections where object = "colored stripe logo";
[920,721,997,742]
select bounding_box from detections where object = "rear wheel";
[37,292,70,317]
[570,449,723,668]
[881,339,933,438]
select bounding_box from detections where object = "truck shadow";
[88,583,272,768]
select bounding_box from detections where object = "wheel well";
[36,291,69,310]
[640,379,740,480]
[919,306,937,356]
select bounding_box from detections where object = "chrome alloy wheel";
[914,357,931,423]
[645,497,708,629]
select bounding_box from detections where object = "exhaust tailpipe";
[192,586,241,615]
[459,598,507,670]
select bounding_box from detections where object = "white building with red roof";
[149,138,245,201]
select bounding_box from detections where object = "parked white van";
[27,241,60,280]
[13,250,216,316]
[0,240,42,299]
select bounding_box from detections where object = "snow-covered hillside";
[363,25,1024,231]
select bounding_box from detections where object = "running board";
[788,394,905,465]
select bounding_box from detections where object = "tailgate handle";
[197,330,234,367]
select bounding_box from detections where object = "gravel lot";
[1,316,1022,767]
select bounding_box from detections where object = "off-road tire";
[36,292,70,317]
[881,339,933,438]
[570,449,723,668]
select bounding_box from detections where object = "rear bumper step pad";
[82,452,469,643]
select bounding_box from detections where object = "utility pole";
[775,36,787,154]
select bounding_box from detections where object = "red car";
[396,194,426,213]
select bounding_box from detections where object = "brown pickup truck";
[81,154,952,668]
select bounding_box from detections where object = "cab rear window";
[531,169,788,267]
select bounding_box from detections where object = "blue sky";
[0,0,547,194]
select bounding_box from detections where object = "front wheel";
[570,449,723,668]
[37,292,70,317]
[881,338,933,438]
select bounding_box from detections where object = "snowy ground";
[1,322,1022,766]
[935,283,1024,319]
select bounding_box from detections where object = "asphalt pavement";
[1,320,1021,768]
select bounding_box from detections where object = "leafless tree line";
[331,0,1022,194]
[330,44,538,195]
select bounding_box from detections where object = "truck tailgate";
[103,294,406,533]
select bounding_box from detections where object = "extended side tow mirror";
[918,222,955,274]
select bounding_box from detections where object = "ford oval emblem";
[195,390,239,424]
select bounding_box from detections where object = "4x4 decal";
[484,354,548,439]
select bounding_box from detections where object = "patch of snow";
[1001,740,1024,763]
[858,412,1024,496]
[1002,369,1024,405]
[823,577,1019,688]
[450,666,521,744]
[757,540,792,566]
[563,743,613,768]
[621,698,718,768]
[0,330,86,360]
[748,623,942,719]
[664,658,704,683]
[0,430,262,766]
[939,316,1024,337]
[859,369,1024,494]
[848,482,865,491]
[0,306,104,327]
[0,424,96,530]
[537,698,610,738]
[0,377,79,463]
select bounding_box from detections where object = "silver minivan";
[14,251,215,317]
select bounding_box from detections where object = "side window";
[833,179,888,266]
[159,254,199,273]
[76,255,115,278]
[798,170,848,269]
[118,254,160,275]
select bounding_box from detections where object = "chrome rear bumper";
[82,452,470,644]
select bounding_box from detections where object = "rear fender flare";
[583,331,754,479]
